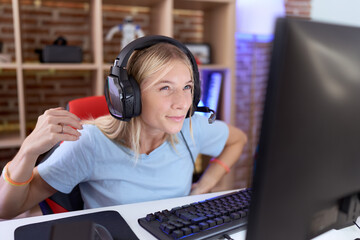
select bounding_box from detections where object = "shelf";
[21,63,97,70]
[0,63,18,70]
[103,0,165,7]
[174,0,233,10]
[0,134,22,148]
[103,63,113,71]
[0,63,99,70]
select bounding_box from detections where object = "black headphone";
[105,35,215,123]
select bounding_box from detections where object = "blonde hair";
[88,42,194,160]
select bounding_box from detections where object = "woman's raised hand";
[21,107,83,158]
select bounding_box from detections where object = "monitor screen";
[196,70,223,119]
[246,17,360,240]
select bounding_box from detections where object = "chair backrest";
[67,95,109,120]
[38,95,109,214]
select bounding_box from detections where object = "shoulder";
[80,124,104,139]
[63,124,106,151]
[182,114,207,129]
[181,114,229,156]
[182,114,229,141]
[78,124,122,154]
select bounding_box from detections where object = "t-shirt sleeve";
[37,125,96,194]
[191,114,229,157]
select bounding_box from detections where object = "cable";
[222,233,234,240]
[180,131,196,172]
[353,220,360,230]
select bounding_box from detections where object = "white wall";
[311,0,360,27]
[236,0,284,35]
[236,0,360,35]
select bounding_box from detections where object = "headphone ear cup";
[105,66,140,121]
[128,75,141,117]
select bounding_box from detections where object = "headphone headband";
[116,35,198,73]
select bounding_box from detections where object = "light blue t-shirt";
[37,114,229,209]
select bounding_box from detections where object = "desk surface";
[1,189,359,240]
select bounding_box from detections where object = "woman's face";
[140,60,193,135]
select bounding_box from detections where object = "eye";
[160,86,169,91]
[184,84,193,90]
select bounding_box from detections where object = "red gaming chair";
[66,95,109,121]
[38,95,109,214]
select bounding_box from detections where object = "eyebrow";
[156,80,193,85]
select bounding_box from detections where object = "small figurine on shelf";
[105,16,145,50]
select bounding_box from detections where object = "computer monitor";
[246,17,360,240]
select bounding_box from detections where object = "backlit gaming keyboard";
[138,188,252,240]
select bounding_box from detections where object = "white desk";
[0,189,359,240]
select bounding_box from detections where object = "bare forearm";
[192,126,248,194]
[0,149,38,218]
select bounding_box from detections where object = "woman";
[0,37,247,219]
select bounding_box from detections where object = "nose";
[171,89,190,110]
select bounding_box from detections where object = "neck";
[139,132,167,155]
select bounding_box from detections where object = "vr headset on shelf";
[36,36,82,63]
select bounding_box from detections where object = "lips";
[167,115,185,122]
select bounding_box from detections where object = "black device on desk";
[50,220,113,240]
[14,210,139,240]
[138,188,251,239]
[246,18,360,240]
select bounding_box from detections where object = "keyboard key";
[162,209,171,216]
[179,212,196,221]
[228,208,237,213]
[213,211,222,217]
[177,219,191,226]
[160,223,175,234]
[171,230,184,238]
[171,206,182,213]
[230,212,240,220]
[191,216,207,224]
[239,211,246,218]
[221,215,231,223]
[145,213,156,222]
[206,214,215,219]
[169,221,184,229]
[214,217,224,225]
[189,210,197,215]
[158,214,168,222]
[207,219,216,227]
[189,225,200,233]
[220,210,229,216]
[199,222,209,230]
[181,227,192,235]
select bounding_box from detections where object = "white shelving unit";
[0,0,236,150]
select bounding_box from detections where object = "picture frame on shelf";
[0,41,11,63]
[185,43,211,65]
